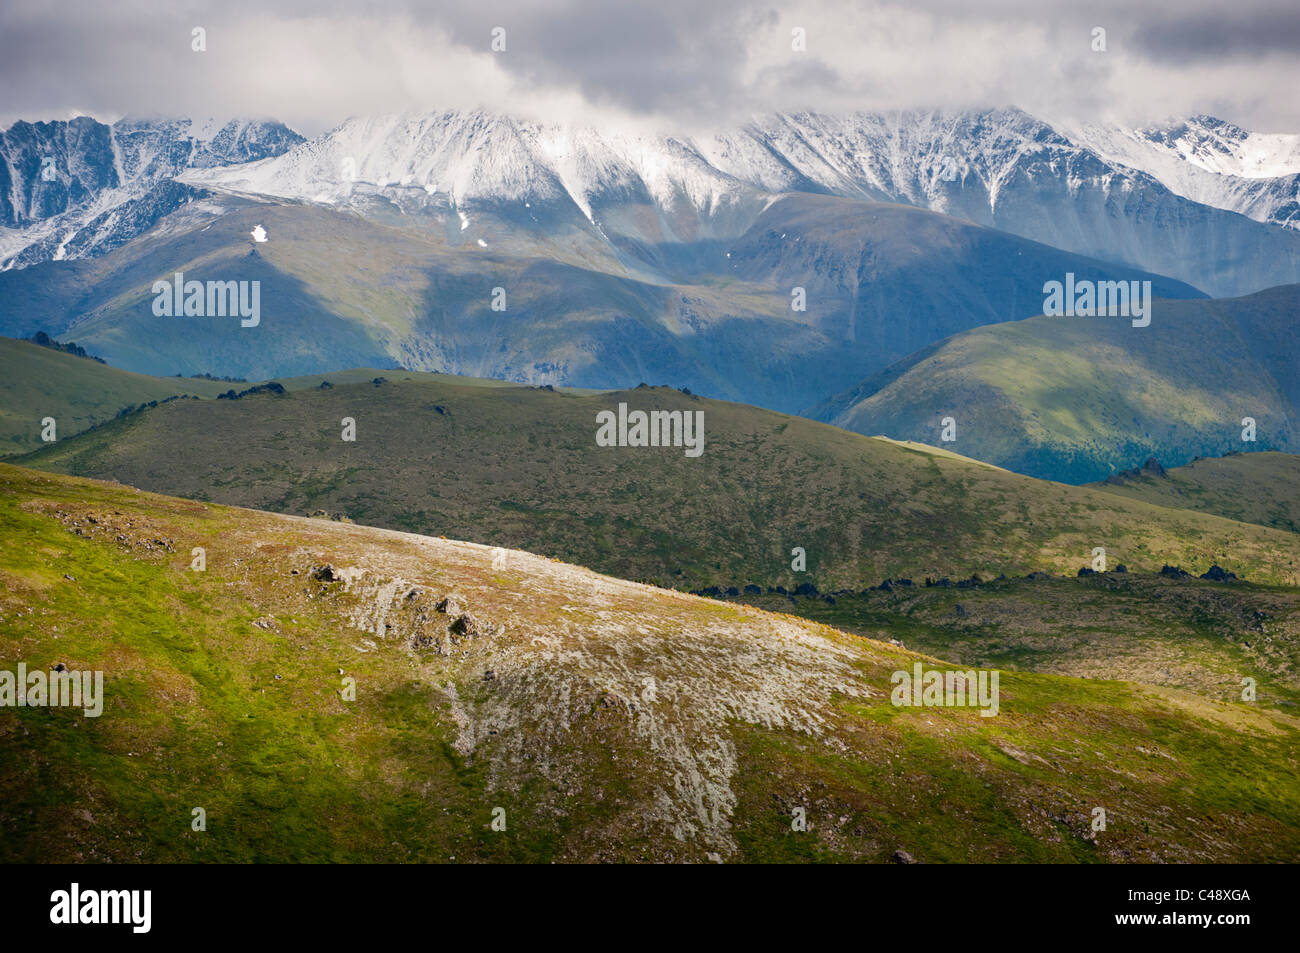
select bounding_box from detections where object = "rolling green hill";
[0,336,234,457]
[1089,452,1300,534]
[16,374,1300,590]
[3,463,1299,863]
[811,284,1300,484]
[728,572,1300,709]
[0,335,556,458]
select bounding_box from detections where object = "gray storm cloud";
[0,0,1296,135]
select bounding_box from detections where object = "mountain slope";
[0,336,236,456]
[813,284,1300,484]
[3,463,1299,863]
[15,375,1300,590]
[1060,115,1300,231]
[0,335,531,457]
[0,116,303,269]
[0,186,1203,411]
[1090,451,1300,534]
[179,107,1300,298]
[732,572,1300,713]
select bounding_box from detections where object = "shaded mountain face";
[0,116,303,268]
[16,366,1300,592]
[0,189,1202,412]
[176,107,1300,298]
[813,284,1300,485]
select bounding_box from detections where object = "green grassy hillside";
[0,337,231,456]
[16,376,1300,590]
[3,463,1299,863]
[1090,452,1300,534]
[0,335,552,458]
[729,573,1300,709]
[812,284,1300,484]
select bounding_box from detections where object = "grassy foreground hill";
[1090,452,1300,534]
[811,284,1300,484]
[16,376,1300,590]
[2,463,1299,863]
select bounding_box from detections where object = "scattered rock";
[891,849,918,864]
[436,595,464,616]
[1102,456,1169,485]
[995,740,1051,766]
[1200,564,1239,582]
[450,613,483,639]
[313,564,338,582]
[1141,457,1167,477]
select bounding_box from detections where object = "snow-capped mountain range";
[1058,115,1300,230]
[177,108,1300,228]
[4,107,1300,296]
[0,116,302,268]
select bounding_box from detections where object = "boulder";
[1200,564,1239,582]
[450,613,483,638]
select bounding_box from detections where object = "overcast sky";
[2,0,1297,136]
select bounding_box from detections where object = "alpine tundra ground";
[2,464,1298,863]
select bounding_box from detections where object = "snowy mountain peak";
[0,116,303,269]
[5,107,1300,298]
